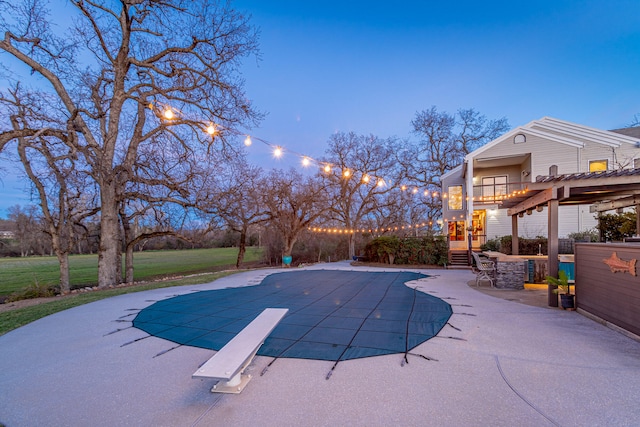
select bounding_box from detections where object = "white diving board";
[192,308,288,394]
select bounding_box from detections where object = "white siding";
[485,205,599,240]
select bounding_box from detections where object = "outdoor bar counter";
[482,251,526,289]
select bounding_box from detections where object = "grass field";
[0,271,240,336]
[0,247,263,298]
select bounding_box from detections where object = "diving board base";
[210,373,253,394]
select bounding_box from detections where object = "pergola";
[501,167,640,306]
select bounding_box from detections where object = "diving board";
[192,308,288,394]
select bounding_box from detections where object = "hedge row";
[363,236,448,266]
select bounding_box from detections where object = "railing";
[472,181,530,204]
[470,234,487,247]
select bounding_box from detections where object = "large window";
[481,176,507,201]
[589,159,608,172]
[448,221,465,241]
[447,185,463,210]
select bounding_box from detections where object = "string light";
[148,100,447,198]
[309,222,432,234]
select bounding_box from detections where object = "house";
[0,230,15,239]
[440,117,640,260]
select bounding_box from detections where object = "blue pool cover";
[133,270,452,361]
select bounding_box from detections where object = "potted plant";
[545,270,575,310]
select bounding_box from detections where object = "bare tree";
[262,169,329,263]
[320,132,403,258]
[3,85,99,292]
[0,0,261,287]
[205,159,269,268]
[7,205,43,257]
[400,106,509,222]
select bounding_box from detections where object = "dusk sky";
[1,0,640,217]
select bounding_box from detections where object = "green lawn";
[0,271,240,336]
[0,247,263,298]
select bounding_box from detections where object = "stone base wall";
[495,261,526,289]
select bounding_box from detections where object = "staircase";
[449,250,471,267]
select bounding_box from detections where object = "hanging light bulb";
[412,187,418,194]
[206,124,216,135]
[324,164,331,173]
[302,156,311,167]
[244,136,252,146]
[273,146,283,158]
[362,174,370,183]
[401,185,407,191]
[343,169,351,178]
[163,109,174,120]
[377,179,385,187]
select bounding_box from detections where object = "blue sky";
[1,0,639,217]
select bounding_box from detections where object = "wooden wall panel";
[575,243,640,336]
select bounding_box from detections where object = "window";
[634,158,640,169]
[589,159,608,172]
[481,176,507,201]
[448,221,465,241]
[447,185,463,210]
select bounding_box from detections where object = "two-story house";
[441,117,640,260]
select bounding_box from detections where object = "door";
[471,210,486,249]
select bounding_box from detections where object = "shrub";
[364,235,448,266]
[567,230,598,242]
[481,235,547,255]
[7,281,59,302]
[364,236,401,264]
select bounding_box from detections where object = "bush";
[364,235,448,266]
[364,236,400,264]
[481,236,547,255]
[597,211,637,241]
[7,281,59,302]
[567,230,598,242]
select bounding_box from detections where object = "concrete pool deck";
[1,262,639,426]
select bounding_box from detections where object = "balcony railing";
[472,181,530,205]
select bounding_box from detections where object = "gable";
[465,117,640,163]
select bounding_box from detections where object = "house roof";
[465,117,640,162]
[610,126,640,139]
[501,168,640,216]
[534,167,640,184]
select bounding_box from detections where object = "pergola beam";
[507,187,556,216]
[589,194,640,213]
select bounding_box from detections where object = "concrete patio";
[1,262,639,426]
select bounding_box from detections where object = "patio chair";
[471,251,496,287]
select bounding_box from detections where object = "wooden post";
[511,214,519,255]
[547,198,559,307]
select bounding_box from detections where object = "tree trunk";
[125,245,134,284]
[98,184,121,288]
[283,238,295,257]
[348,234,356,259]
[50,232,71,293]
[236,226,247,268]
[57,251,71,294]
